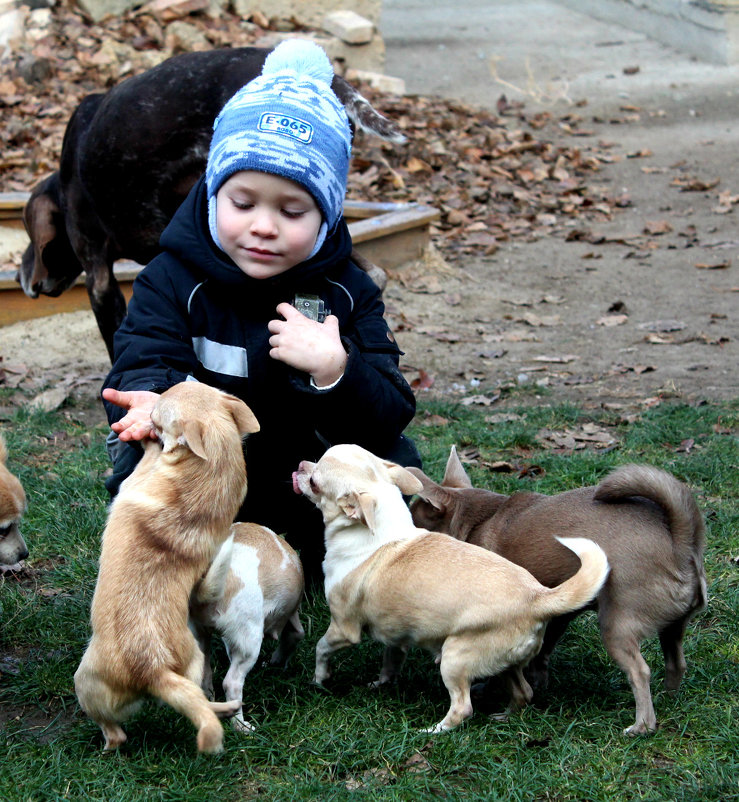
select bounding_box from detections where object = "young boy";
[101,39,419,583]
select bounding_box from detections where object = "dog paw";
[623,722,656,737]
[418,722,451,735]
[232,716,256,735]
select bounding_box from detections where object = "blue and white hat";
[206,39,352,256]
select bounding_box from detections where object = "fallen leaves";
[537,422,618,451]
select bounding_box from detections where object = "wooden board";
[0,194,439,327]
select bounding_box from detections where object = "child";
[101,39,420,583]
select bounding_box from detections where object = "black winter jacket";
[103,176,416,531]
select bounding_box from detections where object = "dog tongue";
[292,472,302,495]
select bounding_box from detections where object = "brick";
[323,9,374,44]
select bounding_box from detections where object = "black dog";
[20,47,404,360]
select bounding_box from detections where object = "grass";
[0,395,737,801]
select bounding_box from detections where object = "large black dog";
[20,46,404,359]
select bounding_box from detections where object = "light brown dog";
[0,432,28,572]
[189,521,305,733]
[293,444,609,733]
[74,383,260,753]
[408,447,707,736]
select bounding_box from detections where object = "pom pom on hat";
[261,38,334,85]
[206,40,352,255]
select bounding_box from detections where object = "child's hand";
[102,388,160,441]
[268,302,347,387]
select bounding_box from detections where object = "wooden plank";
[0,283,135,327]
[0,193,439,327]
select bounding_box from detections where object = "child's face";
[216,171,323,279]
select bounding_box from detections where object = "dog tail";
[193,533,234,605]
[332,76,407,144]
[594,464,706,575]
[534,537,609,619]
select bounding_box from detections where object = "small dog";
[408,447,707,736]
[20,46,404,359]
[74,383,260,753]
[189,521,305,733]
[0,432,28,572]
[293,444,609,733]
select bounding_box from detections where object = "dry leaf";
[596,314,628,327]
[695,261,731,270]
[643,219,673,235]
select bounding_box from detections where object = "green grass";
[0,397,737,801]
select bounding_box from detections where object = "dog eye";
[309,476,318,491]
[0,524,10,540]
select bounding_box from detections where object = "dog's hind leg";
[659,618,689,693]
[314,619,360,685]
[152,670,240,753]
[601,620,657,736]
[370,645,408,689]
[504,666,534,712]
[269,609,305,669]
[221,619,264,733]
[74,658,141,750]
[421,638,475,733]
[525,611,578,692]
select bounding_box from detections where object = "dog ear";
[442,446,473,489]
[223,395,260,436]
[21,191,59,291]
[338,490,378,530]
[181,420,209,460]
[385,465,423,497]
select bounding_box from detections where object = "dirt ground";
[2,121,737,415]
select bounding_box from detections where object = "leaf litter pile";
[3,2,623,268]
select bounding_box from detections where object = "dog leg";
[100,722,128,750]
[152,670,239,753]
[602,628,657,736]
[221,623,263,734]
[189,621,215,700]
[84,263,127,361]
[74,659,142,750]
[369,645,407,689]
[659,618,689,693]
[525,612,577,692]
[505,666,534,712]
[314,620,358,685]
[423,648,474,733]
[269,610,305,669]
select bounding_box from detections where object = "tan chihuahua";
[74,383,259,753]
[293,444,609,733]
[409,447,707,736]
[0,431,28,572]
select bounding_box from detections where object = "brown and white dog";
[74,383,260,753]
[0,432,28,573]
[189,521,305,734]
[293,444,609,733]
[20,46,403,359]
[408,447,707,736]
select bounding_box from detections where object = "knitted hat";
[206,39,352,255]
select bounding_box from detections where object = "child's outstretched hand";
[102,388,160,441]
[268,302,347,387]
